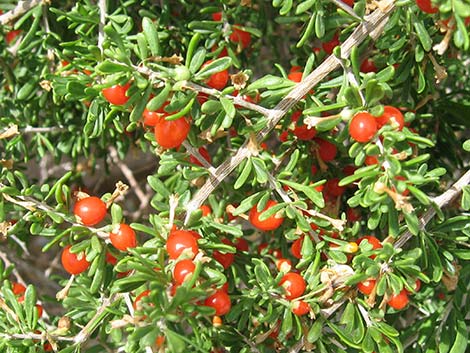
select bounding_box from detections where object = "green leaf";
[252,158,268,184]
[195,57,232,79]
[165,329,186,353]
[307,317,324,343]
[147,83,171,111]
[96,60,130,73]
[449,315,468,353]
[280,179,324,208]
[246,75,291,91]
[413,18,432,52]
[461,186,470,210]
[296,0,316,15]
[142,17,160,56]
[220,97,236,120]
[234,159,253,190]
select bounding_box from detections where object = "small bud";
[374,181,387,194]
[213,315,223,327]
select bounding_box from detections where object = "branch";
[97,0,106,54]
[0,331,74,342]
[394,168,470,249]
[183,0,396,224]
[74,293,122,345]
[0,0,45,26]
[183,82,272,116]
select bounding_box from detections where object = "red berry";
[229,26,251,49]
[5,30,22,45]
[290,65,302,73]
[36,304,43,318]
[190,147,211,166]
[166,230,199,260]
[199,204,212,216]
[357,279,376,295]
[346,207,361,222]
[203,60,229,90]
[154,116,190,149]
[249,200,284,231]
[291,237,303,259]
[291,111,317,140]
[105,252,117,265]
[388,289,409,310]
[234,238,249,252]
[212,12,222,21]
[292,300,310,316]
[343,0,355,6]
[143,109,161,127]
[73,196,107,226]
[280,272,306,300]
[322,33,340,54]
[376,106,405,130]
[416,0,438,14]
[349,112,378,143]
[109,224,137,251]
[287,71,303,83]
[173,259,196,285]
[133,289,151,310]
[360,59,377,73]
[314,138,337,162]
[213,239,235,269]
[12,282,26,296]
[102,83,130,106]
[365,155,379,165]
[356,235,382,259]
[204,290,231,316]
[324,178,346,197]
[61,245,90,275]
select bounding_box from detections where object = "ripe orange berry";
[109,224,137,251]
[73,196,107,226]
[61,245,90,275]
[249,200,284,231]
[388,289,409,310]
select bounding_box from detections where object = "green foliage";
[1,0,470,352]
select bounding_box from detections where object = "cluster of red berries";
[61,195,137,275]
[349,106,405,143]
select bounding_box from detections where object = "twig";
[182,140,215,171]
[183,82,272,117]
[0,184,108,239]
[21,126,67,134]
[0,331,74,342]
[97,0,106,54]
[394,168,470,249]
[183,0,396,224]
[234,328,262,353]
[74,293,123,344]
[0,0,45,26]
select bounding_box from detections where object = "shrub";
[1,0,470,352]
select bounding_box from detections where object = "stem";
[74,293,122,345]
[394,168,470,249]
[98,0,107,55]
[0,0,44,26]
